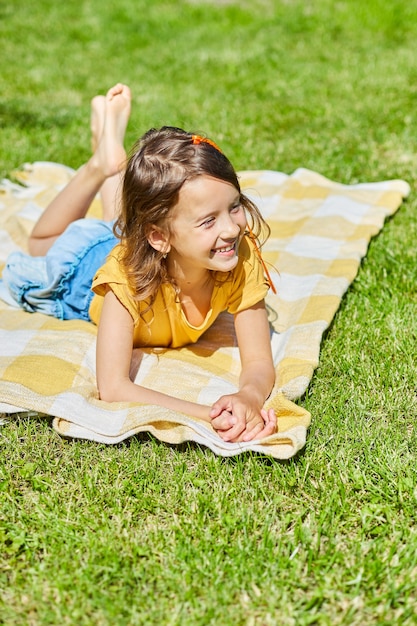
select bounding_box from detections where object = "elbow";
[98,386,116,403]
[97,379,123,403]
[97,372,137,403]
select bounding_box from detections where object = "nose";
[219,214,241,239]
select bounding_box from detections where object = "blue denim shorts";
[1,219,117,321]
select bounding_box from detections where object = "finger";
[220,418,246,442]
[241,420,266,442]
[240,410,277,442]
[210,397,232,418]
[253,409,277,439]
[211,410,236,431]
[209,405,222,418]
[263,408,277,431]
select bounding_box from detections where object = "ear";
[146,224,171,255]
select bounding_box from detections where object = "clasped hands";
[209,389,277,443]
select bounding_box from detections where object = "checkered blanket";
[0,162,409,458]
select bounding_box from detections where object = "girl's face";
[167,175,247,278]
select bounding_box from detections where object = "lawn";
[1,0,417,624]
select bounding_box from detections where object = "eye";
[200,217,215,228]
[230,202,242,213]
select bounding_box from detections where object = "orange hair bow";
[191,134,223,153]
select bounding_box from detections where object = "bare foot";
[90,83,131,179]
[91,95,106,153]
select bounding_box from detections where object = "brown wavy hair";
[114,126,270,302]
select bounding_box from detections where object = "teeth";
[216,245,234,253]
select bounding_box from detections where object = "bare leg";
[90,93,125,221]
[28,83,131,256]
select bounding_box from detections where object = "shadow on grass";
[0,102,74,131]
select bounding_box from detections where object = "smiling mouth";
[211,243,236,255]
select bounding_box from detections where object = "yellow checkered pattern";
[0,163,409,458]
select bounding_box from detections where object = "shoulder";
[90,243,142,321]
[92,244,127,285]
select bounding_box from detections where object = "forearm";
[238,359,275,406]
[97,292,213,424]
[234,303,275,408]
[98,376,212,422]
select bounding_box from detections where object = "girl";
[3,83,277,443]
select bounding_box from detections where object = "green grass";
[1,0,417,623]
